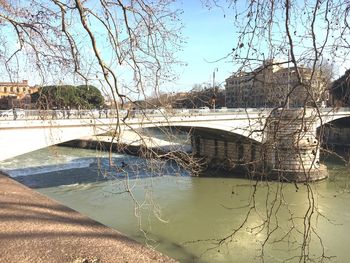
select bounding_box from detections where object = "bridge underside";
[318,116,350,151]
[0,119,113,161]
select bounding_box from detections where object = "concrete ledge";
[269,164,328,182]
[0,174,177,263]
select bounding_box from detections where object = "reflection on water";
[1,146,350,262]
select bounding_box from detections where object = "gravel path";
[0,174,176,263]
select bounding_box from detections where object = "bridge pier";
[264,108,328,182]
[191,108,328,182]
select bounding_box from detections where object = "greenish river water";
[1,146,350,262]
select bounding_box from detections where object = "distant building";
[0,80,38,109]
[225,60,328,108]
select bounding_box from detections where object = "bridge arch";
[317,116,350,149]
[153,126,264,171]
[139,122,263,144]
[0,108,270,161]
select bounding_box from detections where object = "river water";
[1,146,350,262]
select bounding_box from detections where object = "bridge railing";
[0,107,276,121]
[1,107,343,122]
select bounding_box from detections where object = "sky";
[2,0,349,95]
[1,0,238,93]
[170,0,350,94]
[170,1,237,92]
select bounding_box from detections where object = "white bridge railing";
[0,107,270,121]
[0,107,348,124]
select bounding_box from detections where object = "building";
[0,80,38,109]
[225,60,328,108]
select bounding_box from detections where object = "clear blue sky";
[9,1,349,92]
[171,0,350,94]
[11,1,237,92]
[169,1,238,92]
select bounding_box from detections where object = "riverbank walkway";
[0,174,176,263]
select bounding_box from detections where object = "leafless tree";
[1,0,350,262]
[0,0,198,243]
[196,0,350,262]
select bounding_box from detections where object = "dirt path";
[0,174,176,263]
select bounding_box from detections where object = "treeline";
[31,85,104,109]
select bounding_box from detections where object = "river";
[1,146,350,262]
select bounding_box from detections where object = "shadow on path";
[0,174,176,263]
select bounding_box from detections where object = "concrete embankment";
[0,174,177,263]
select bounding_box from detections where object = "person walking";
[62,106,66,118]
[67,106,71,119]
[12,108,17,120]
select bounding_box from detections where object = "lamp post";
[212,67,218,109]
[287,49,290,109]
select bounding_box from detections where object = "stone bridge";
[1,107,349,181]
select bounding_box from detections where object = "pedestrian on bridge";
[99,106,103,118]
[12,108,17,120]
[67,106,71,119]
[62,107,66,119]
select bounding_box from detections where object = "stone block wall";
[192,136,261,170]
[265,108,327,181]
